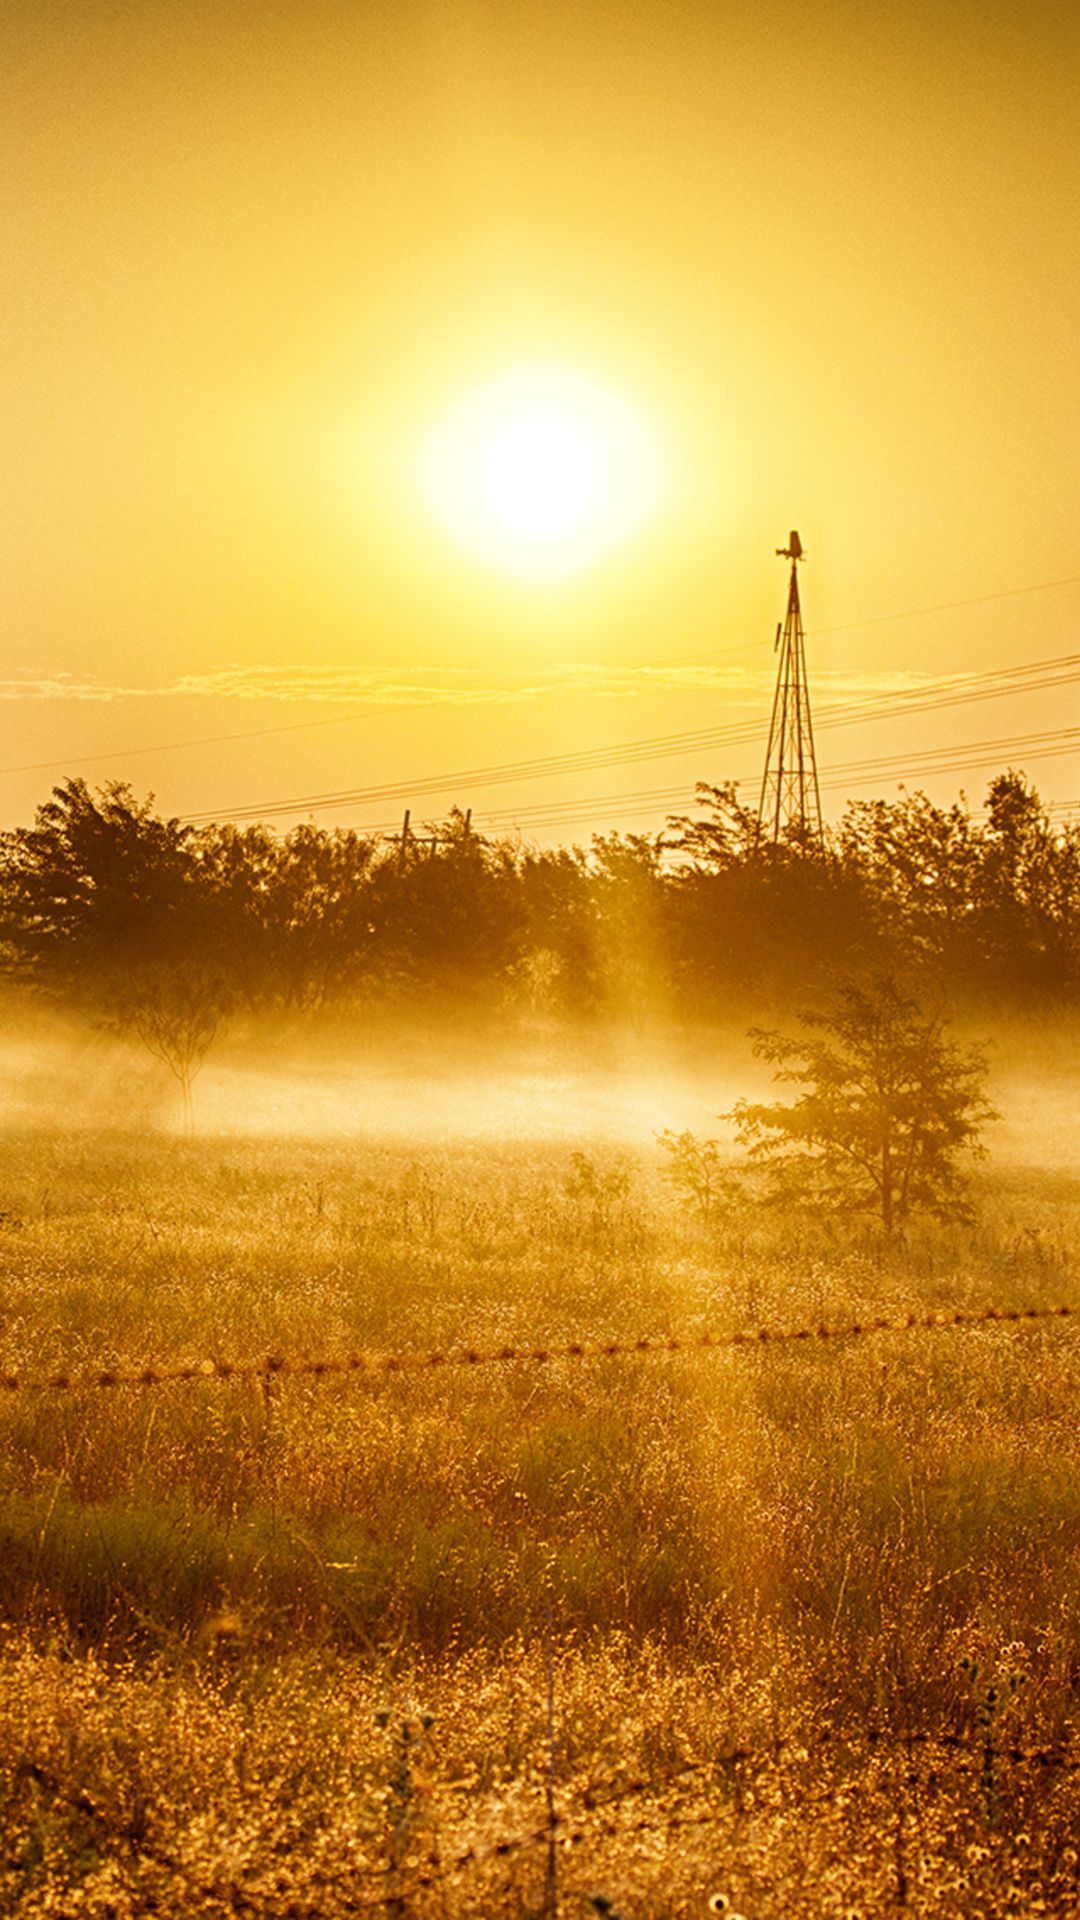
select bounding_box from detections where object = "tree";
[115,963,233,1139]
[973,771,1080,999]
[664,780,763,872]
[259,822,380,1009]
[0,779,199,999]
[656,1129,732,1222]
[664,782,876,1013]
[366,809,524,1001]
[586,831,669,1022]
[728,976,995,1229]
[836,788,981,974]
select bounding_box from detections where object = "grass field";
[1,1034,1078,1916]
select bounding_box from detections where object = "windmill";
[757,530,823,841]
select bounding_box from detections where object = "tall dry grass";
[0,1126,1077,1914]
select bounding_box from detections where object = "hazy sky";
[3,0,1078,838]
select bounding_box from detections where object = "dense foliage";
[728,976,995,1228]
[0,769,1077,1022]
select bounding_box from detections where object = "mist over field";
[0,775,1078,1916]
[0,1008,762,1145]
[2,1000,1078,1167]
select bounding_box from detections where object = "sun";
[419,364,663,583]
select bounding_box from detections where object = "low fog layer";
[1,1009,1077,1170]
[0,1014,760,1146]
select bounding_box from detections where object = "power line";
[2,570,1078,785]
[431,725,1080,839]
[822,724,1080,784]
[197,653,1079,822]
[810,571,1080,638]
[654,571,1080,666]
[191,649,1079,825]
[322,722,1080,842]
[0,699,449,781]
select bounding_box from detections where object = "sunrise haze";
[3,0,1078,839]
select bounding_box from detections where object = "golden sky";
[2,0,1078,838]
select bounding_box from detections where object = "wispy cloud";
[0,662,939,707]
[0,676,145,703]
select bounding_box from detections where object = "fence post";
[542,1600,559,1918]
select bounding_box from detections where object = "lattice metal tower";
[757,530,823,841]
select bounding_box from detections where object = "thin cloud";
[0,662,937,707]
[170,667,546,706]
[0,676,143,703]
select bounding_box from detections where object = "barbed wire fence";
[0,1299,1075,1398]
[5,1295,1079,1911]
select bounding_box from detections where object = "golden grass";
[0,1127,1077,1914]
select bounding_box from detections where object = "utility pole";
[757,530,823,842]
[396,809,411,874]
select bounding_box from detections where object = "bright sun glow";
[420,365,663,583]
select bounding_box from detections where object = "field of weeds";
[0,1119,1078,1916]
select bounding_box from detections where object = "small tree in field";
[116,964,232,1138]
[728,976,995,1230]
[656,1129,732,1222]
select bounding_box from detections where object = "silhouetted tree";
[972,771,1080,999]
[836,789,981,977]
[728,976,995,1230]
[834,776,1080,1005]
[191,820,383,1010]
[262,823,380,1008]
[366,809,523,1001]
[191,822,282,1011]
[587,831,669,1021]
[0,779,201,1000]
[0,769,1076,1033]
[514,844,599,1015]
[665,780,763,871]
[665,782,874,1013]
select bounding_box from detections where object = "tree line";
[0,769,1076,1029]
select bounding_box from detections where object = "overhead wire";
[7,571,1077,784]
[809,570,1080,637]
[3,571,1075,826]
[0,699,449,782]
[189,650,1080,826]
[625,570,1080,668]
[298,743,1080,844]
[388,727,1080,839]
[821,723,1080,783]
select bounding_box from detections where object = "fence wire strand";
[1,1300,1074,1398]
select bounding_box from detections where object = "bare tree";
[117,964,232,1139]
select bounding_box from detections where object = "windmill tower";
[757,530,823,841]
